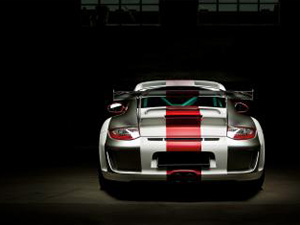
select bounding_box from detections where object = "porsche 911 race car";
[99,80,265,189]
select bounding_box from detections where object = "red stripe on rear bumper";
[167,169,201,176]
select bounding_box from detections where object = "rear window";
[141,96,226,108]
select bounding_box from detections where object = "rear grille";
[154,152,214,169]
[227,148,259,171]
[107,149,141,172]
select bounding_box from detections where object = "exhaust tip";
[167,170,200,183]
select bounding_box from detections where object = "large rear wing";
[113,89,254,101]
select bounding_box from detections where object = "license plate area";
[154,152,213,169]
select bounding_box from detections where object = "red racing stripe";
[165,91,202,181]
[167,169,201,176]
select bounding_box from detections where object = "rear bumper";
[102,168,264,182]
[100,132,265,182]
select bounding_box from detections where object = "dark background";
[1,1,300,224]
[2,0,298,167]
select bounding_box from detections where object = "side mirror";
[234,102,249,114]
[107,102,126,114]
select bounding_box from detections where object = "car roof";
[134,80,226,91]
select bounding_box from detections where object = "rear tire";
[244,171,265,191]
[98,169,111,190]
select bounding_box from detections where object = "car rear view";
[99,80,265,189]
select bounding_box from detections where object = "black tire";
[98,169,128,193]
[244,171,265,191]
[98,169,111,190]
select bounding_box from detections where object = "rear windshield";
[141,96,226,108]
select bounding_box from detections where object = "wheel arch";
[251,117,265,172]
[99,117,112,172]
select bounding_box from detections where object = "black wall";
[2,0,297,169]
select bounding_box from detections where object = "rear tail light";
[227,125,256,140]
[109,127,140,140]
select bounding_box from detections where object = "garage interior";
[1,0,300,224]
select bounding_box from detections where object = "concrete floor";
[0,163,299,225]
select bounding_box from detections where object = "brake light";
[227,125,256,140]
[109,127,140,140]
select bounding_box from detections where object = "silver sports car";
[99,80,265,189]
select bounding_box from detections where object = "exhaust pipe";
[167,170,200,183]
